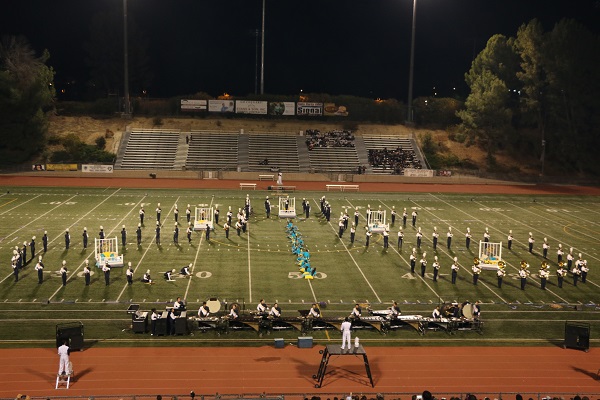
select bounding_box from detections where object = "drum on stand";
[206,298,221,313]
[462,303,474,319]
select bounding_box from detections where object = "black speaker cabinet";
[564,321,590,352]
[56,322,84,351]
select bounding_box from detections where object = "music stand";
[313,344,374,388]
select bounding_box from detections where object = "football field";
[0,185,599,344]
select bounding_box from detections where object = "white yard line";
[316,198,382,303]
[183,196,212,301]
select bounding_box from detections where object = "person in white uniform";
[341,317,352,350]
[57,340,71,375]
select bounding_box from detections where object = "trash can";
[56,322,84,351]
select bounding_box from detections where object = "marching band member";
[383,228,389,249]
[227,206,233,225]
[402,207,408,227]
[416,227,423,248]
[60,261,67,286]
[35,256,44,284]
[43,231,48,253]
[389,301,401,319]
[309,303,321,318]
[519,261,529,290]
[451,257,459,284]
[139,206,145,225]
[557,264,567,288]
[397,227,404,248]
[420,252,428,278]
[174,297,186,312]
[557,244,564,263]
[229,303,240,320]
[473,301,481,320]
[507,230,513,250]
[136,223,142,246]
[572,264,581,286]
[235,220,242,236]
[99,225,105,240]
[350,223,356,244]
[83,260,91,286]
[432,306,442,319]
[581,258,589,284]
[142,269,153,284]
[270,302,282,319]
[483,227,490,243]
[365,227,372,248]
[566,247,574,269]
[542,238,549,259]
[82,227,88,249]
[155,221,161,245]
[187,224,193,243]
[411,210,418,227]
[264,196,271,218]
[64,228,70,250]
[173,223,179,245]
[447,227,453,249]
[257,299,268,314]
[410,248,417,273]
[214,207,220,225]
[126,262,134,285]
[354,208,360,226]
[156,203,162,222]
[432,227,439,250]
[465,227,472,249]
[338,218,345,238]
[180,263,191,277]
[343,210,349,229]
[150,308,159,336]
[102,261,111,286]
[497,265,506,288]
[121,225,127,247]
[391,206,397,225]
[198,301,210,318]
[432,256,440,282]
[350,303,362,320]
[186,204,191,224]
[539,263,549,290]
[472,262,482,285]
[302,198,307,214]
[528,232,535,253]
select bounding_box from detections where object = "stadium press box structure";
[279,197,296,218]
[477,240,503,270]
[194,207,214,230]
[367,210,388,233]
[94,237,124,267]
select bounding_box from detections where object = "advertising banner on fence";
[297,102,323,116]
[404,168,434,177]
[82,164,114,173]
[323,103,349,117]
[208,100,235,113]
[235,100,268,115]
[32,164,45,171]
[46,163,78,171]
[268,102,296,116]
[180,99,207,111]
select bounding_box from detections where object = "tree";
[0,35,55,163]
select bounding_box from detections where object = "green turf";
[0,186,598,346]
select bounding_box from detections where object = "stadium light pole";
[123,0,131,117]
[406,0,417,124]
[260,0,266,94]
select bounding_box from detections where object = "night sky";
[2,0,599,101]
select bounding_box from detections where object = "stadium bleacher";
[185,130,239,171]
[362,135,423,175]
[247,133,300,172]
[117,129,180,170]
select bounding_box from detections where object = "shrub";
[95,136,106,149]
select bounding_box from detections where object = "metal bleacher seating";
[247,133,300,172]
[118,129,180,170]
[362,135,423,174]
[308,147,360,173]
[185,130,239,171]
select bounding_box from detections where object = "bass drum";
[462,303,474,319]
[206,298,222,313]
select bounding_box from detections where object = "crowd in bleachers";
[305,129,355,150]
[368,146,421,174]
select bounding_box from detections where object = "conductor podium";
[313,344,374,388]
[56,322,84,351]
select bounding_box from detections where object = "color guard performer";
[432,227,439,250]
[528,232,535,253]
[542,238,549,259]
[432,256,440,282]
[410,248,417,273]
[397,227,404,248]
[420,252,428,277]
[539,263,549,290]
[497,265,505,288]
[472,262,481,285]
[465,227,472,249]
[507,230,513,250]
[451,257,459,284]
